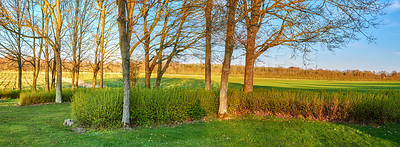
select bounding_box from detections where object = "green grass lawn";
[1,100,400,146]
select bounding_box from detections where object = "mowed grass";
[1,100,400,146]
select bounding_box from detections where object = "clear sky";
[245,0,400,72]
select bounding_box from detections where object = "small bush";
[19,89,75,106]
[72,88,123,128]
[0,90,21,99]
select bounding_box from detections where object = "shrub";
[0,90,21,99]
[19,89,75,106]
[72,88,216,128]
[227,89,400,124]
[72,88,123,128]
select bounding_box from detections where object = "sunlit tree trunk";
[204,0,212,90]
[117,0,130,128]
[219,0,238,118]
[54,0,63,103]
[243,0,261,93]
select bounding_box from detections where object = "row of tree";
[1,0,388,126]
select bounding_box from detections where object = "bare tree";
[67,0,93,90]
[239,0,388,92]
[0,0,27,91]
[92,0,117,89]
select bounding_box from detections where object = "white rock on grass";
[63,119,75,126]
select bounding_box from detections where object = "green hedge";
[72,88,217,128]
[72,88,400,129]
[227,89,400,124]
[0,90,21,99]
[19,89,75,105]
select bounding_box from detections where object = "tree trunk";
[100,57,104,88]
[75,69,79,88]
[205,0,212,90]
[17,57,22,91]
[99,3,106,89]
[143,12,151,89]
[55,0,63,103]
[17,24,22,91]
[117,0,130,128]
[45,44,50,91]
[44,11,50,91]
[72,66,76,89]
[51,58,56,90]
[92,68,98,89]
[243,0,261,93]
[218,0,238,118]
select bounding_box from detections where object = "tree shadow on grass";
[337,123,400,145]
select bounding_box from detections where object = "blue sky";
[246,0,400,72]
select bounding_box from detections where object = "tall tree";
[116,0,131,128]
[93,0,117,89]
[218,0,239,118]
[67,0,93,90]
[204,0,212,90]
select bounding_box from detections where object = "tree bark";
[243,0,261,93]
[117,0,130,128]
[51,56,56,90]
[143,10,151,89]
[17,26,22,91]
[205,0,212,90]
[44,6,50,91]
[55,0,62,103]
[218,0,238,118]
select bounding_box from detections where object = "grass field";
[1,71,399,92]
[1,100,400,146]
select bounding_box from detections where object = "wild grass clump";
[130,88,216,126]
[72,88,124,128]
[19,89,75,106]
[72,88,218,129]
[227,89,400,124]
[0,90,21,99]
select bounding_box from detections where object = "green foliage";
[0,90,21,99]
[19,89,75,106]
[71,88,123,129]
[188,99,206,120]
[72,88,217,128]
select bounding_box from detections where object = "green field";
[1,100,399,146]
[1,71,399,92]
